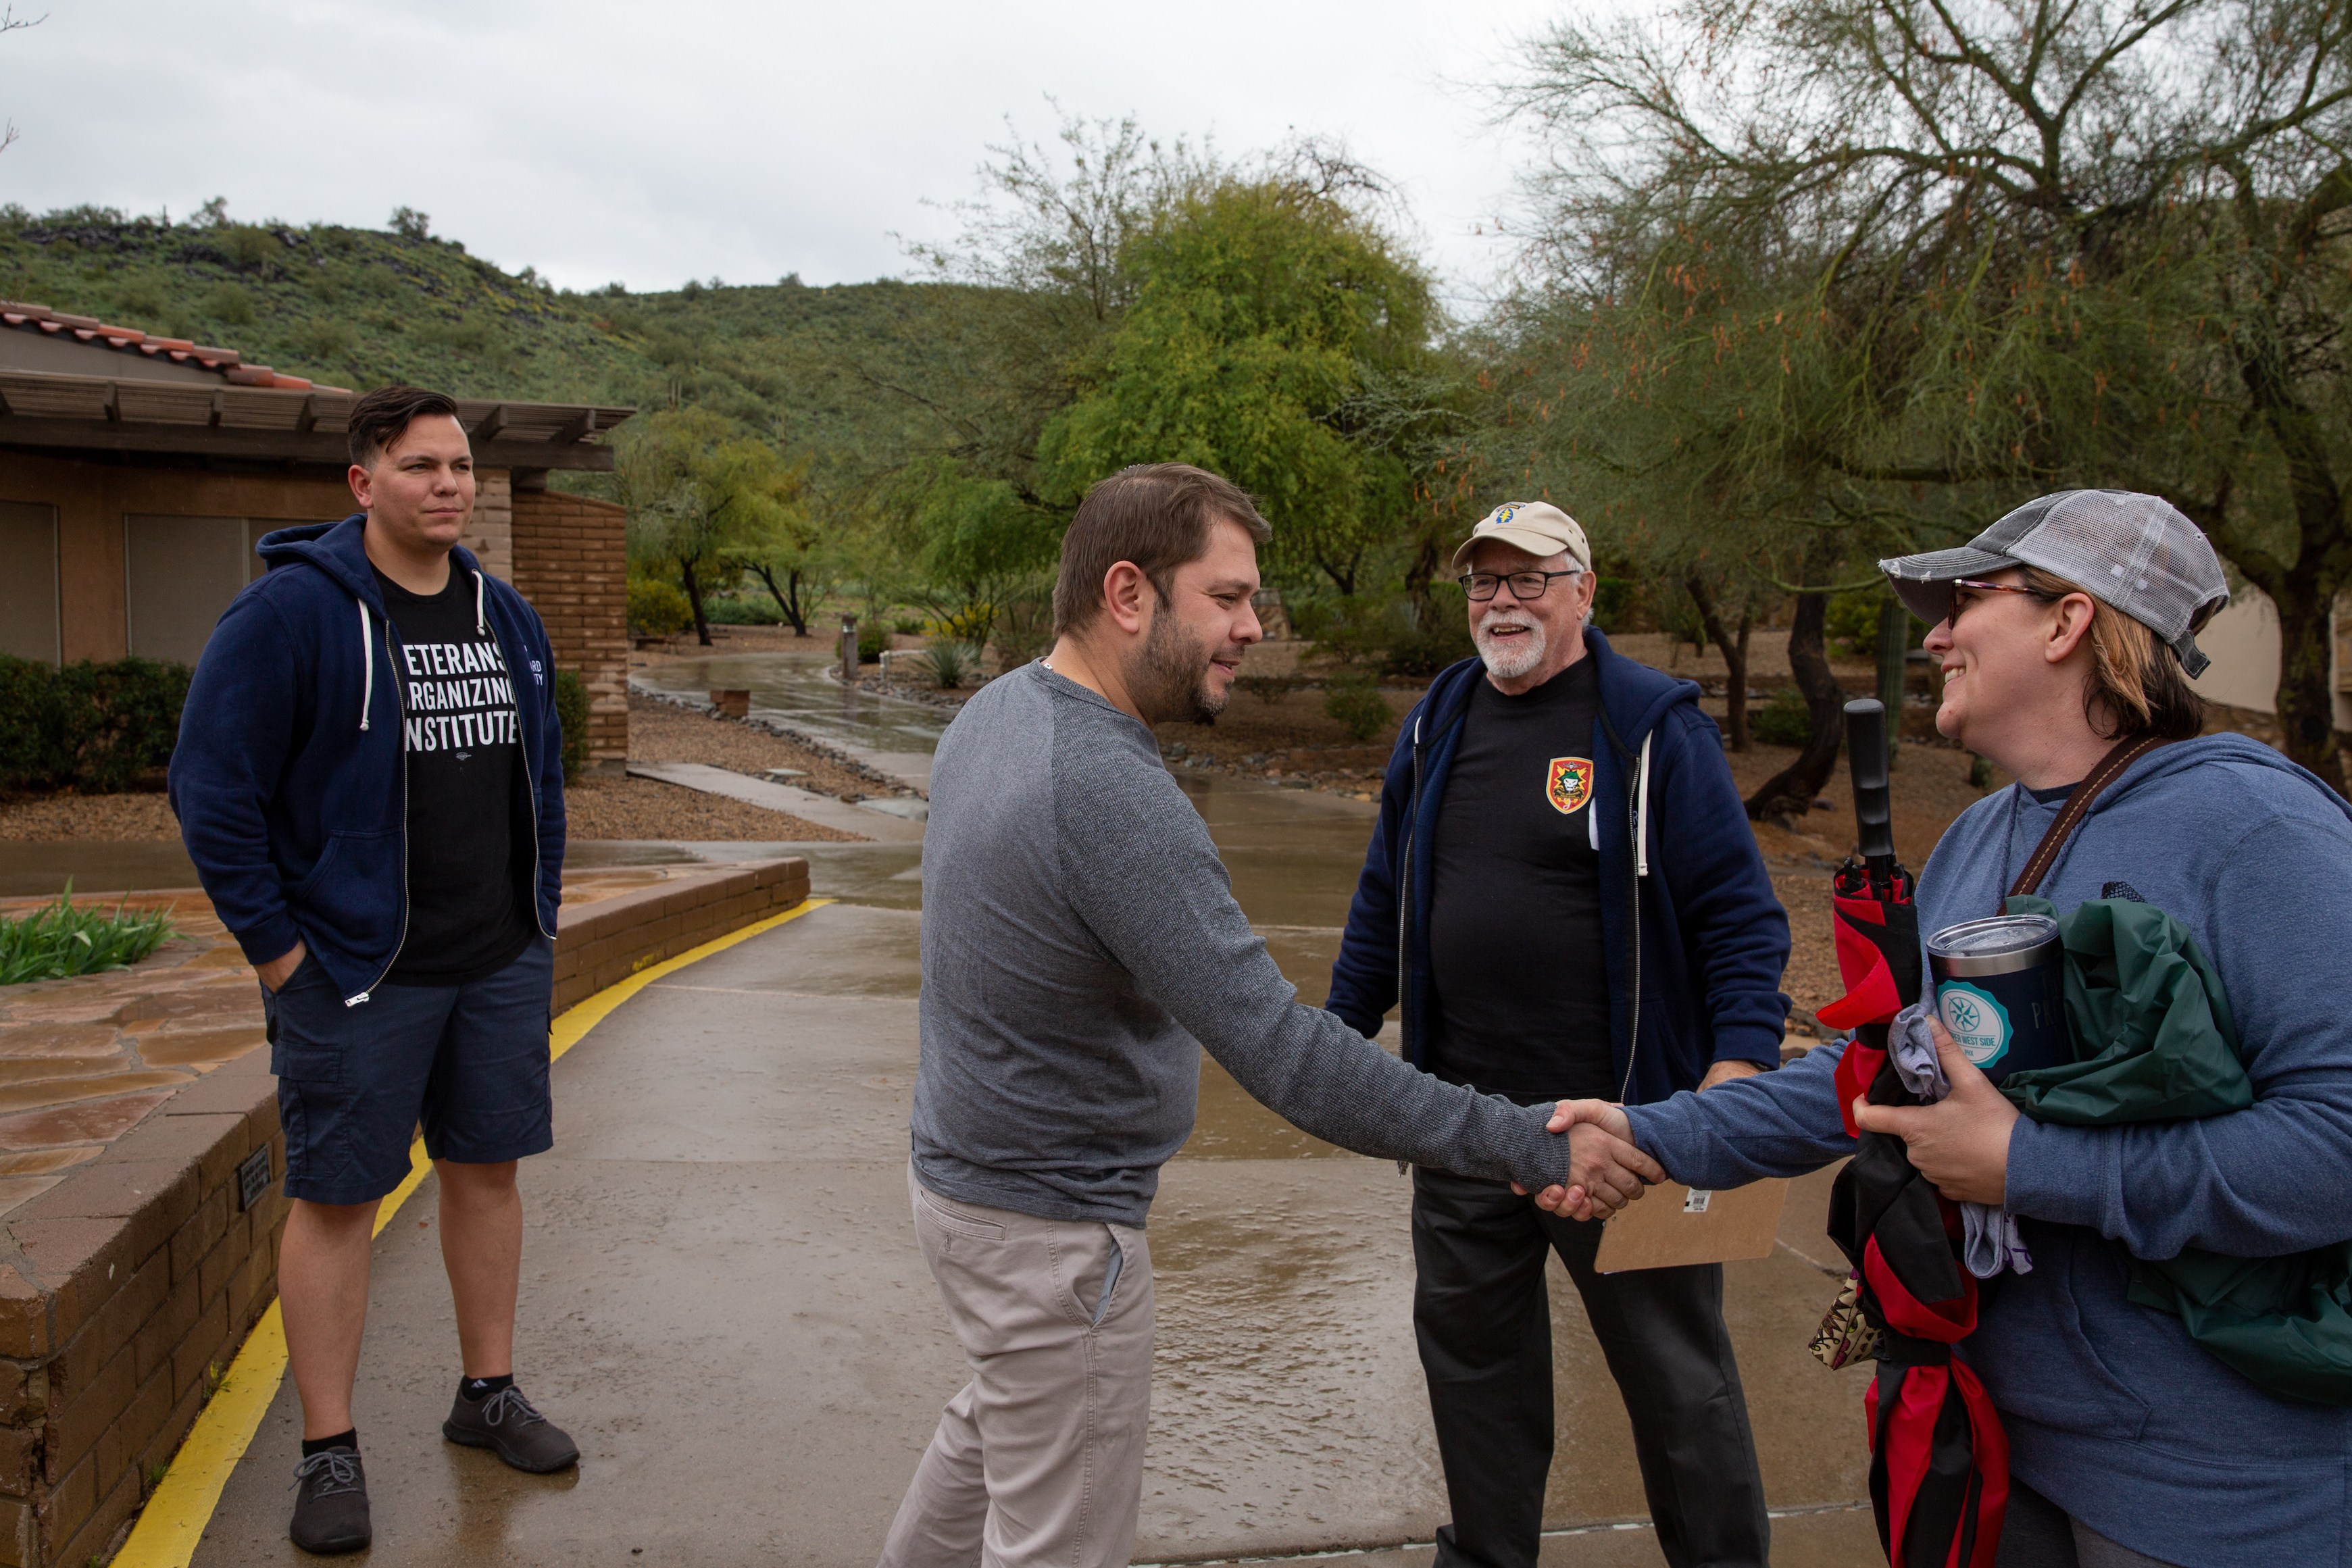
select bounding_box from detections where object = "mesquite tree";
[1495,0,2352,790]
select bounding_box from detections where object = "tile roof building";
[0,301,636,769]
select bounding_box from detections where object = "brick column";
[509,488,628,770]
[456,470,514,582]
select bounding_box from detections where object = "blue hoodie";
[168,513,566,1006]
[1324,629,1791,1103]
[1623,734,2352,1567]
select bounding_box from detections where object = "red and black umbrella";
[1813,699,2008,1568]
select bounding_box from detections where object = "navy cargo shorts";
[262,936,556,1205]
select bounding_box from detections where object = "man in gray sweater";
[880,463,1664,1568]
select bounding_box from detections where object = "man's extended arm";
[1060,765,1661,1203]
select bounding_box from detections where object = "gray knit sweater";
[909,661,1583,1227]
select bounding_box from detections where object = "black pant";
[1411,1167,1769,1568]
[1994,1479,2178,1567]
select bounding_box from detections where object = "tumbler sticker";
[1938,982,2011,1070]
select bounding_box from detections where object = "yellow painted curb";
[114,896,832,1568]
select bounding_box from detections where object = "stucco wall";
[2188,584,2352,730]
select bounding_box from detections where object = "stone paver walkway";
[0,867,778,1223]
[624,760,926,840]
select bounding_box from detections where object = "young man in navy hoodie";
[171,386,577,1555]
[1325,501,1791,1568]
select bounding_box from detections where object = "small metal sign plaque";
[236,1146,272,1213]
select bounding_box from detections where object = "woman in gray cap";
[1546,490,2352,1567]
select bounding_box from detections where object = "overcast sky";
[1,0,1578,309]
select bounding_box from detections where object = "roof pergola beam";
[0,417,620,471]
[0,372,630,470]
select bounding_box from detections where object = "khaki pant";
[880,1165,1153,1568]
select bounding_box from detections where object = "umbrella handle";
[1844,699,1896,882]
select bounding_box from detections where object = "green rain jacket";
[2004,894,2352,1404]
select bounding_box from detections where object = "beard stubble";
[1128,603,1228,726]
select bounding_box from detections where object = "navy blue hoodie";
[168,513,566,1006]
[1324,629,1791,1105]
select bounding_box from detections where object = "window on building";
[0,501,60,664]
[124,515,272,667]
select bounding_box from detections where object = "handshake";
[1515,1101,1663,1221]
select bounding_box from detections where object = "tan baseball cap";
[1450,501,1593,574]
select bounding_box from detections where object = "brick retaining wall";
[0,857,809,1564]
[551,858,811,1013]
[511,486,628,772]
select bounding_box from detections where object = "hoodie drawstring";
[357,601,374,732]
[1634,732,1653,878]
[474,570,486,635]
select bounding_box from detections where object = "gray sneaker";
[288,1448,370,1554]
[442,1384,580,1473]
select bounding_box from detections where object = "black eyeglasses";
[1457,570,1581,603]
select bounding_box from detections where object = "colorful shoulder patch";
[1547,756,1594,816]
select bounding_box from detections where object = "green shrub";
[1752,686,1818,749]
[924,642,980,689]
[222,224,276,270]
[1237,674,1307,705]
[626,579,692,638]
[552,669,589,784]
[891,617,924,636]
[1382,608,1475,677]
[1826,590,1882,657]
[1827,588,1926,659]
[857,624,888,663]
[0,888,176,986]
[1298,595,1478,676]
[112,278,167,319]
[0,656,191,793]
[1590,576,1636,632]
[1290,595,1387,665]
[702,595,784,626]
[204,282,254,325]
[1322,669,1392,742]
[291,318,355,363]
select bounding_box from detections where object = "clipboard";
[1591,1179,1789,1273]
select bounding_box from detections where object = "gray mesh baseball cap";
[1878,490,2230,677]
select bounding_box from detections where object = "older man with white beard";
[1324,501,1791,1568]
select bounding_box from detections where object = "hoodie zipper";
[1595,707,1646,1102]
[1397,713,1422,1177]
[476,572,551,944]
[347,613,411,1007]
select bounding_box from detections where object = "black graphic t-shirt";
[371,565,534,987]
[1424,653,1616,1102]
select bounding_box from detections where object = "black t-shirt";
[1424,654,1616,1102]
[372,566,534,986]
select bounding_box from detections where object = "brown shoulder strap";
[2003,734,2165,909]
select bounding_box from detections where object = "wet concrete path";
[191,775,1879,1566]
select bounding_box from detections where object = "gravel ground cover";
[564,774,864,842]
[0,793,180,840]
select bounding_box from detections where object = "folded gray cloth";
[1887,1001,2033,1279]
